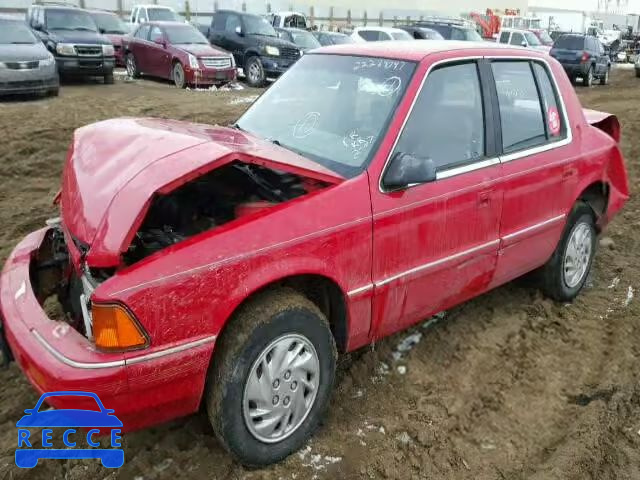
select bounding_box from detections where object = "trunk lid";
[550,48,584,64]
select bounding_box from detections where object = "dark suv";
[27,5,115,83]
[205,10,301,87]
[550,34,610,87]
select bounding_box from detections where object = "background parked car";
[312,31,354,46]
[26,5,115,84]
[416,18,483,41]
[206,10,301,87]
[396,25,445,40]
[350,26,413,42]
[128,4,181,29]
[497,28,551,52]
[275,27,320,52]
[0,18,59,97]
[266,11,307,29]
[124,21,236,89]
[529,28,554,46]
[89,10,128,67]
[550,34,610,86]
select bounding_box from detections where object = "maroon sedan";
[89,10,129,67]
[124,21,236,88]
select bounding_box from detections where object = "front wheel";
[104,73,114,85]
[206,288,337,467]
[600,67,610,85]
[540,203,597,302]
[172,62,186,89]
[245,56,266,87]
[126,53,140,78]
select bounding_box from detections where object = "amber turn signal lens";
[92,303,147,351]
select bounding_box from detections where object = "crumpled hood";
[60,118,343,267]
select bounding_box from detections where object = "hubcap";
[563,222,592,288]
[174,65,183,86]
[248,62,261,82]
[127,57,135,76]
[242,333,320,443]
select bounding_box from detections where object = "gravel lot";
[0,68,639,479]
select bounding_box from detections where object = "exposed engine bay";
[124,161,327,265]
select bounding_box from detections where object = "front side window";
[225,14,240,33]
[236,54,416,177]
[492,61,546,153]
[149,26,163,43]
[212,13,226,31]
[393,62,485,171]
[243,14,277,37]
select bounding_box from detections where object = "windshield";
[391,30,413,41]
[91,12,127,34]
[46,10,97,31]
[245,14,277,37]
[165,24,208,44]
[290,30,320,49]
[554,35,585,50]
[148,8,179,21]
[524,32,541,46]
[236,54,416,177]
[0,20,38,44]
[537,30,553,45]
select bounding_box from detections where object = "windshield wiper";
[233,164,286,202]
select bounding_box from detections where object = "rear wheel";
[540,203,597,302]
[49,87,59,97]
[172,62,186,89]
[207,288,337,467]
[126,53,140,78]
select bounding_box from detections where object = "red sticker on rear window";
[548,107,561,136]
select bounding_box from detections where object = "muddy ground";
[0,68,639,480]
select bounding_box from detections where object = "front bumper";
[55,56,115,76]
[1,227,215,431]
[261,55,297,76]
[186,66,237,85]
[0,66,59,94]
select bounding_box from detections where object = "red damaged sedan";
[0,41,629,466]
[124,21,236,88]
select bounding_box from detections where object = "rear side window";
[492,61,546,153]
[212,13,226,31]
[499,31,510,43]
[510,32,524,45]
[358,30,380,41]
[135,24,150,39]
[533,62,566,139]
[554,35,585,50]
[393,62,485,170]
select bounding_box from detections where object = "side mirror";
[235,25,243,36]
[33,22,43,31]
[383,152,437,190]
[521,41,527,47]
[99,28,106,34]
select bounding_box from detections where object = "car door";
[490,59,574,287]
[369,59,503,338]
[220,13,245,65]
[131,24,151,72]
[147,25,170,78]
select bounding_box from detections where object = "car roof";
[135,4,173,8]
[314,40,547,61]
[87,9,118,16]
[353,26,407,33]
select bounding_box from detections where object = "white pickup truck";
[128,4,182,29]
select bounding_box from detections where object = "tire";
[126,53,140,78]
[245,56,266,87]
[172,61,186,89]
[600,67,610,85]
[104,73,114,85]
[583,66,593,87]
[635,69,640,78]
[540,203,597,302]
[206,288,337,467]
[49,87,59,97]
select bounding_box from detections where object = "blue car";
[16,391,123,468]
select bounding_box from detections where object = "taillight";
[92,303,148,351]
[580,51,590,63]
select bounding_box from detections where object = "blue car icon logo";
[15,391,124,468]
